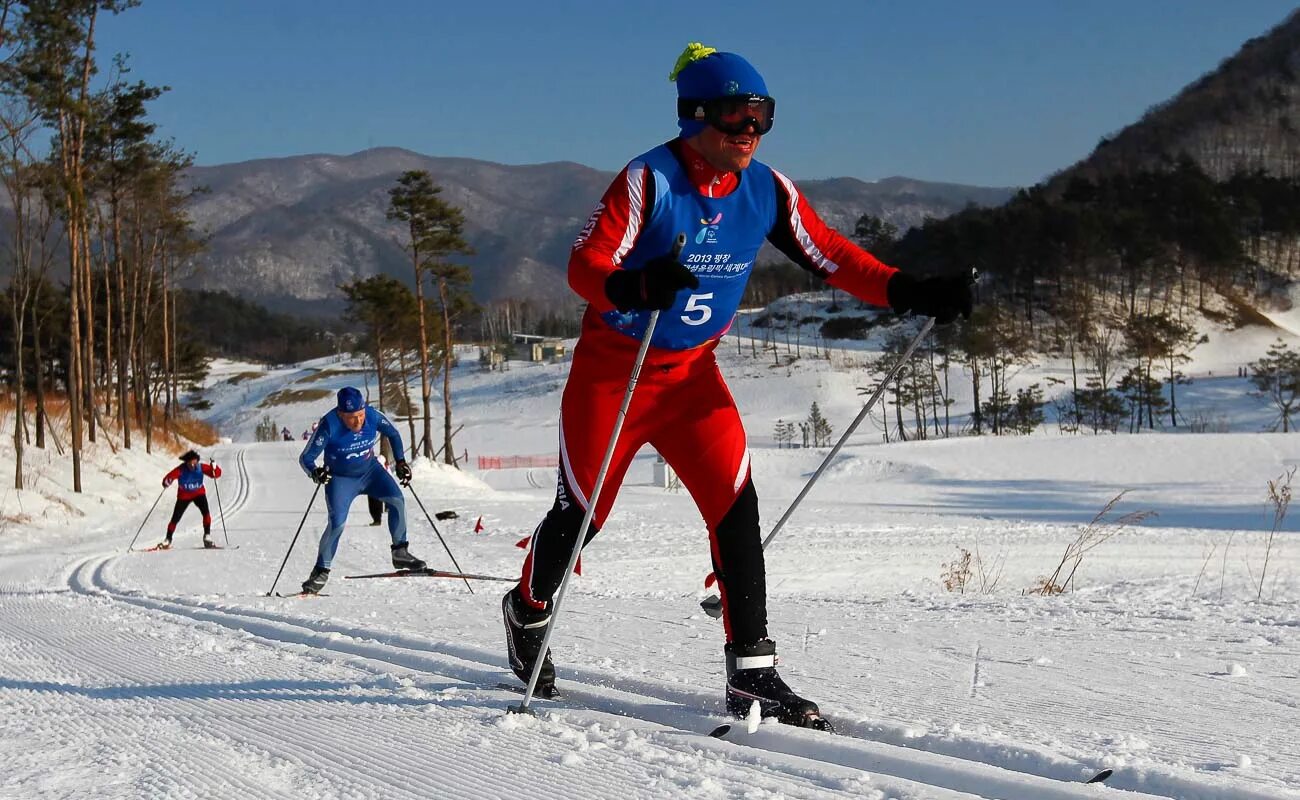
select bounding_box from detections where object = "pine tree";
[1249,339,1300,432]
[341,274,420,442]
[387,170,474,464]
[807,401,833,447]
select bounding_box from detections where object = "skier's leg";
[367,495,383,525]
[651,360,766,643]
[164,498,191,544]
[505,353,654,687]
[653,362,828,729]
[363,466,423,569]
[364,467,407,546]
[518,409,642,608]
[194,495,212,534]
[314,474,360,570]
[193,495,215,547]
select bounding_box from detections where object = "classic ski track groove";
[64,552,1190,800]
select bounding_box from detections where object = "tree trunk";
[1146,358,1155,430]
[114,195,130,447]
[413,264,433,459]
[12,301,25,490]
[397,346,417,450]
[373,333,385,412]
[1168,355,1179,428]
[99,222,113,418]
[32,302,47,450]
[111,178,130,447]
[894,386,906,442]
[80,228,96,444]
[67,212,84,492]
[163,262,174,429]
[438,277,456,467]
[1069,337,1081,431]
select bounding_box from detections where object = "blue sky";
[96,1,1297,187]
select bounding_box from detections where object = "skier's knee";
[715,480,760,543]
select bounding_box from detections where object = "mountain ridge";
[179,147,1015,316]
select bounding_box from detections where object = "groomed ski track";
[0,443,1270,799]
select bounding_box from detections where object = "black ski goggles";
[678,94,775,135]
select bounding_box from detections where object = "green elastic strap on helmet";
[669,42,717,82]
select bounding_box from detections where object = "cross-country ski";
[344,567,515,582]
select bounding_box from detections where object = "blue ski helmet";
[670,43,769,137]
[337,386,365,413]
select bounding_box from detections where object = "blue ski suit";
[298,406,408,569]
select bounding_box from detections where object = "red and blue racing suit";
[517,138,897,644]
[162,462,221,540]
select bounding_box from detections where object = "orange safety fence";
[476,454,560,470]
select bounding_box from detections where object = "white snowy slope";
[1,323,1299,799]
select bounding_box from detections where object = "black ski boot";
[203,533,217,549]
[502,587,557,697]
[301,566,330,595]
[725,639,833,732]
[390,542,426,571]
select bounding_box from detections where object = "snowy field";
[2,318,1299,799]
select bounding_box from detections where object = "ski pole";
[405,482,473,594]
[126,485,169,553]
[211,458,231,547]
[509,233,685,716]
[265,482,322,597]
[700,317,936,617]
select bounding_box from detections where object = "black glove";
[395,460,412,487]
[604,254,700,311]
[311,466,332,485]
[886,271,973,324]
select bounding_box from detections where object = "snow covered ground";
[2,319,1299,799]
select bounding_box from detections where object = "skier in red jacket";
[157,450,222,549]
[502,43,971,729]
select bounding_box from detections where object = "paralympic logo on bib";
[695,212,723,245]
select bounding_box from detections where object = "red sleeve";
[164,466,180,482]
[569,161,653,313]
[203,463,221,479]
[766,168,897,308]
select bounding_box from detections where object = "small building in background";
[653,455,680,491]
[512,333,567,362]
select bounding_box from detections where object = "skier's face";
[688,123,762,173]
[338,408,366,432]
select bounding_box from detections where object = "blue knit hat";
[337,386,364,413]
[670,43,768,137]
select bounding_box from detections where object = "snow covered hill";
[1,321,1299,799]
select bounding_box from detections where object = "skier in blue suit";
[297,387,425,593]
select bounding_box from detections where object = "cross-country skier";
[297,387,424,594]
[502,43,972,729]
[158,450,222,549]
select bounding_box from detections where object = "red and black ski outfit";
[514,137,897,645]
[162,460,221,543]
